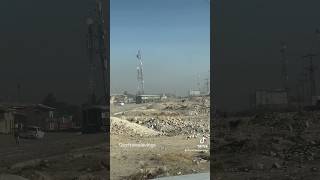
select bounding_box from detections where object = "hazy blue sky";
[110,0,210,96]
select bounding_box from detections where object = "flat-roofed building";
[136,94,161,104]
[189,90,201,97]
[255,89,288,108]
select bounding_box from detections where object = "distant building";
[189,90,201,97]
[0,107,14,134]
[47,115,75,131]
[165,93,176,98]
[59,116,74,130]
[255,89,288,108]
[111,93,136,104]
[136,95,161,104]
[160,94,167,101]
[110,94,127,104]
[10,104,56,131]
[0,103,83,132]
[127,97,135,103]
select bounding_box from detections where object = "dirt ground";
[212,111,320,180]
[0,97,210,180]
[110,135,209,180]
[110,97,210,180]
[0,132,108,180]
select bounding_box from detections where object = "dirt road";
[0,132,108,179]
[111,135,210,180]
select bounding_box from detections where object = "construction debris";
[111,99,210,137]
[111,117,161,137]
[110,97,210,179]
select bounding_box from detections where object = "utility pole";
[86,17,97,104]
[204,78,209,94]
[96,0,108,104]
[85,0,107,105]
[302,53,317,104]
[17,83,21,103]
[102,0,109,106]
[298,71,308,106]
[280,42,289,92]
[197,74,201,91]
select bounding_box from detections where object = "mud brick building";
[9,104,55,131]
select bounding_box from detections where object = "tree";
[42,93,57,107]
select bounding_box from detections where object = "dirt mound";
[111,117,161,137]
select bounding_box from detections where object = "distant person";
[14,128,20,145]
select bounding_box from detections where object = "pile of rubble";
[144,117,209,136]
[118,115,209,136]
[110,117,161,137]
[214,110,320,178]
[161,102,209,116]
[120,110,209,136]
[111,98,210,137]
[117,109,180,117]
[188,104,210,116]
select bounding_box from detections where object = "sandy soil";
[110,135,209,180]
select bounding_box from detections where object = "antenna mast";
[302,53,317,103]
[136,49,144,95]
[96,0,108,103]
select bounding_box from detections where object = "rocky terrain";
[110,97,210,180]
[212,110,320,180]
[111,97,210,137]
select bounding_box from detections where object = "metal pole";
[97,0,109,105]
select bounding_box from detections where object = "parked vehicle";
[19,126,45,139]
